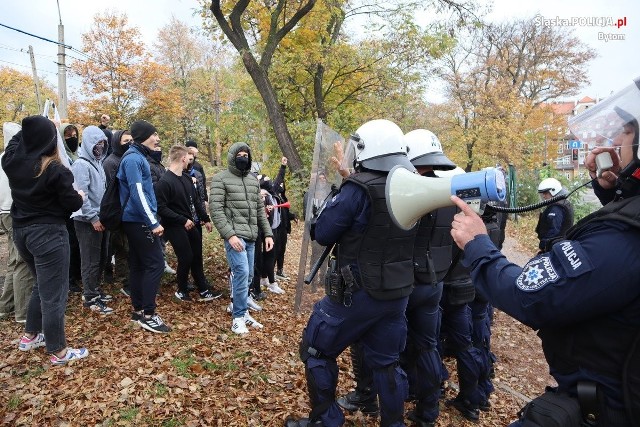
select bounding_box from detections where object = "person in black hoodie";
[185,140,208,201]
[2,115,89,365]
[102,130,133,293]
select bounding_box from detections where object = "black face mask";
[235,156,250,172]
[65,136,79,152]
[149,150,162,163]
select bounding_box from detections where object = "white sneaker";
[267,282,286,294]
[247,295,263,311]
[164,262,176,274]
[244,312,263,329]
[231,317,249,334]
[226,302,233,314]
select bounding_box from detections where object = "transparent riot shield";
[294,119,346,311]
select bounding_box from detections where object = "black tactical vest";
[538,195,640,425]
[535,198,575,241]
[413,206,456,285]
[338,172,417,301]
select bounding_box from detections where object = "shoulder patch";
[551,240,593,278]
[516,256,560,292]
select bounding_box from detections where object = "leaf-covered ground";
[0,221,552,426]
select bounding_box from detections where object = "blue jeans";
[13,223,70,354]
[224,238,255,318]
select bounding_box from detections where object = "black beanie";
[185,139,198,148]
[21,115,57,155]
[130,120,157,143]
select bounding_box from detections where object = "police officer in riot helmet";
[449,78,640,426]
[535,178,574,251]
[285,119,418,427]
[336,129,458,426]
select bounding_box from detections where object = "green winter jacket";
[209,142,273,241]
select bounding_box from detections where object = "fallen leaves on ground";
[0,222,552,426]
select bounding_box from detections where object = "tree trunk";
[240,51,304,173]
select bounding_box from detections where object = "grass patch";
[171,354,196,378]
[19,366,45,381]
[119,406,139,421]
[154,382,169,397]
[7,395,22,410]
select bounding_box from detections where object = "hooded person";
[209,142,274,335]
[60,123,80,164]
[103,130,132,183]
[1,115,88,365]
[71,125,113,314]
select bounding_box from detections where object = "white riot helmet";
[348,119,415,173]
[537,178,563,196]
[404,129,456,170]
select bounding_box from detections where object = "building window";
[562,156,571,165]
[557,143,564,154]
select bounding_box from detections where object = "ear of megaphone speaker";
[385,165,506,230]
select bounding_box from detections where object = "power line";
[0,22,72,49]
[0,58,58,75]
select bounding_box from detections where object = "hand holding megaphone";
[450,196,488,250]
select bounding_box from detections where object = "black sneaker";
[83,297,114,315]
[131,311,143,322]
[199,289,222,301]
[138,314,171,333]
[174,291,193,302]
[69,283,82,294]
[407,411,436,427]
[336,389,379,415]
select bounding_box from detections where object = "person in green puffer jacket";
[209,142,274,335]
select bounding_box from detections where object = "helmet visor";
[568,77,640,155]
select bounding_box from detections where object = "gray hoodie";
[71,126,107,223]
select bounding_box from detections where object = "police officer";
[449,78,640,426]
[535,178,574,251]
[336,129,458,427]
[286,119,418,427]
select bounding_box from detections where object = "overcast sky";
[0,0,637,103]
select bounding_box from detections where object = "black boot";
[446,396,480,422]
[336,343,379,415]
[284,418,323,427]
[336,389,379,415]
[406,410,436,427]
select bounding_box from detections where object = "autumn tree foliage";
[434,19,596,171]
[0,67,56,126]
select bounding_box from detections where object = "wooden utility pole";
[56,1,68,120]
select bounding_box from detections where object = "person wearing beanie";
[117,120,171,333]
[1,115,89,365]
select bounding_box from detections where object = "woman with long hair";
[2,115,89,365]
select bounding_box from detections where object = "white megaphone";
[385,165,507,230]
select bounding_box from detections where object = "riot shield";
[294,119,346,311]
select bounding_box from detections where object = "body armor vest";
[338,172,417,301]
[413,206,456,285]
[535,198,575,241]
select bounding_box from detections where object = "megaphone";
[385,166,506,230]
[273,201,291,209]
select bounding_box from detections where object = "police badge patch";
[516,256,559,292]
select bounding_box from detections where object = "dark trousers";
[440,300,487,406]
[164,225,207,293]
[251,236,264,295]
[275,224,288,271]
[123,222,163,315]
[14,223,70,354]
[260,231,276,283]
[404,282,444,422]
[65,218,81,286]
[301,290,409,427]
[74,221,106,301]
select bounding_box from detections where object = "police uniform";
[461,190,640,426]
[535,199,574,250]
[296,172,417,427]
